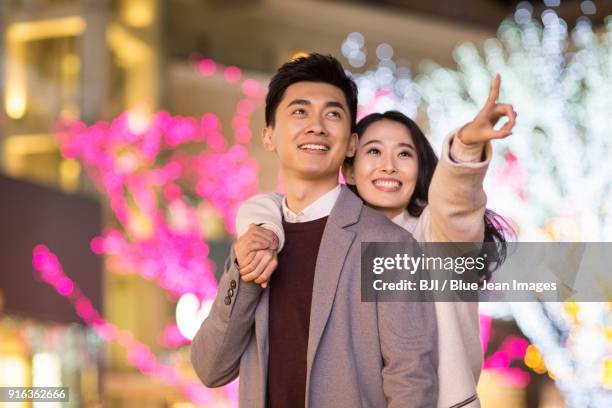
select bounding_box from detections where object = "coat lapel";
[305,186,362,395]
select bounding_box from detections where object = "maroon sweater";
[266,216,328,408]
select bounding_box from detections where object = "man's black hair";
[265,53,358,132]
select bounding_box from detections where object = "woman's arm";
[417,74,515,244]
[416,132,491,243]
[236,192,285,251]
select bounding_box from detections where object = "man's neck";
[283,177,339,214]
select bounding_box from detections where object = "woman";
[236,75,515,407]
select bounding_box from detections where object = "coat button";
[230,280,237,289]
[224,296,231,305]
[227,288,234,298]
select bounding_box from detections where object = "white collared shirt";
[281,184,341,223]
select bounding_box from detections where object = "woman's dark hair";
[265,53,358,132]
[346,110,515,278]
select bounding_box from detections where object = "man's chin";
[281,166,340,182]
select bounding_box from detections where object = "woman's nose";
[380,154,397,173]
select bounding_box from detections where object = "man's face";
[263,81,356,181]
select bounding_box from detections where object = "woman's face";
[347,119,419,219]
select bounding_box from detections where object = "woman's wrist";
[457,122,478,145]
[450,131,486,163]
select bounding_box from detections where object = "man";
[190,53,438,407]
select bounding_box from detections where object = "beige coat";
[192,186,439,407]
[237,131,491,408]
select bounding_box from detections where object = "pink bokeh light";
[54,109,260,300]
[197,58,216,76]
[32,245,226,405]
[223,66,241,83]
[481,313,532,387]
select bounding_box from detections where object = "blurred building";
[1,0,610,407]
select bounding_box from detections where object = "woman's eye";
[293,109,306,116]
[327,111,341,118]
[398,151,413,158]
[366,148,381,155]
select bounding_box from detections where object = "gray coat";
[191,186,438,407]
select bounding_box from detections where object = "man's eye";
[367,148,381,155]
[327,111,341,118]
[293,109,306,115]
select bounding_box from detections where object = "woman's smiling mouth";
[372,178,402,192]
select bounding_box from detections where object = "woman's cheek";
[355,174,378,203]
[399,162,419,182]
[355,154,378,174]
[404,182,417,201]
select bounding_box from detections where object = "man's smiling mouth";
[298,143,330,152]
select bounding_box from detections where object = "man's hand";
[234,224,279,288]
[458,74,517,145]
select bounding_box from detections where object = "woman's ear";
[342,162,356,185]
[262,127,275,152]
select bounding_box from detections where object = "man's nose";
[306,115,328,136]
